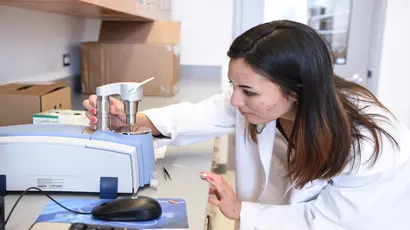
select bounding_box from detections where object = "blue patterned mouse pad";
[35,198,189,229]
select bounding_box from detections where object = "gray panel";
[230,0,265,171]
[233,0,265,38]
[367,0,387,95]
[180,65,222,78]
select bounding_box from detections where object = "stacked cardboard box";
[81,20,181,97]
[0,81,71,126]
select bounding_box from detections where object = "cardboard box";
[33,109,88,126]
[0,81,71,126]
[81,21,181,97]
[81,42,180,96]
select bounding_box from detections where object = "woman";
[83,20,410,229]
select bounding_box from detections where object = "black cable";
[27,221,36,230]
[5,187,92,226]
[0,197,4,230]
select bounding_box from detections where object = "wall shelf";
[0,0,168,21]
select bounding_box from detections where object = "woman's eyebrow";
[228,76,254,89]
[238,84,254,89]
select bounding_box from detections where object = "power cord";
[5,187,92,228]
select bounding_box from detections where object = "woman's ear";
[288,92,298,102]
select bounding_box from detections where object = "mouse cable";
[5,187,92,226]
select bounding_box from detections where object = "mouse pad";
[34,198,189,229]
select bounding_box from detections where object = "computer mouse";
[91,196,162,221]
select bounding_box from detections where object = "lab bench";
[3,139,214,230]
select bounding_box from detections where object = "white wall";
[0,1,236,85]
[376,0,410,127]
[0,6,90,84]
[263,0,308,24]
[171,0,234,67]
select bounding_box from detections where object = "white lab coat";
[142,88,410,230]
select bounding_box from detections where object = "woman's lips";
[239,110,250,116]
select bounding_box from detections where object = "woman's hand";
[201,172,242,221]
[83,95,128,130]
[82,95,162,136]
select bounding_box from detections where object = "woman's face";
[228,58,297,124]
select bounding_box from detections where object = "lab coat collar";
[256,120,277,190]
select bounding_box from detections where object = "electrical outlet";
[63,54,71,67]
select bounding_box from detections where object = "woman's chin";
[245,117,265,125]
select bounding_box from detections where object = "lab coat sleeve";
[239,125,409,230]
[239,183,365,230]
[140,88,236,148]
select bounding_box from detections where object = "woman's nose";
[230,90,245,107]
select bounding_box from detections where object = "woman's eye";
[243,90,257,96]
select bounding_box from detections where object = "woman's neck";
[280,104,297,122]
[278,105,297,138]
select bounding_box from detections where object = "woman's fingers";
[109,96,122,105]
[88,95,97,108]
[83,95,98,115]
[208,196,221,207]
[89,120,97,130]
[85,111,98,123]
[84,95,125,116]
[209,186,217,195]
[110,104,124,115]
[85,111,95,120]
[209,185,221,201]
[83,95,97,110]
[83,99,93,111]
[201,172,228,198]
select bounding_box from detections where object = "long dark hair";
[227,20,398,188]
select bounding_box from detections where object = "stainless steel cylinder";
[97,96,111,131]
[123,100,139,126]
